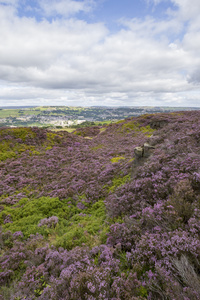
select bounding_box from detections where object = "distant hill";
[0,105,200,128]
[0,111,200,299]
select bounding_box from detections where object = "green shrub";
[1,197,109,249]
[108,174,130,192]
[55,200,108,249]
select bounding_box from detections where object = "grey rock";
[131,142,156,177]
[134,146,143,158]
[143,143,155,157]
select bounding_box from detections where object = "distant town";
[0,106,199,128]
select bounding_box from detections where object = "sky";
[0,0,200,107]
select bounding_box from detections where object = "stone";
[132,142,156,177]
[134,146,143,158]
[134,143,155,159]
[143,143,155,157]
[150,119,168,129]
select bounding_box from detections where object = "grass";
[118,120,155,137]
[108,174,131,193]
[0,109,42,118]
[51,128,75,133]
[110,156,125,163]
[0,109,21,118]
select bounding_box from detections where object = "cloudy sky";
[0,0,200,107]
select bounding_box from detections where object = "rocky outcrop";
[150,119,168,129]
[131,143,155,176]
[134,143,155,158]
[134,146,144,158]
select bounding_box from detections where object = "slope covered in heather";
[0,111,200,299]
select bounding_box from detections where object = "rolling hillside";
[0,111,200,299]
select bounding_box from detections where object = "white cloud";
[0,0,200,106]
[168,0,200,85]
[171,0,200,20]
[39,0,94,18]
[0,0,19,5]
[147,0,200,21]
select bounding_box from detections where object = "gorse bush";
[0,111,200,299]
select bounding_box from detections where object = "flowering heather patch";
[0,111,200,299]
[38,216,59,228]
[73,126,101,137]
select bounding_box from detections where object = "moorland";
[0,110,200,299]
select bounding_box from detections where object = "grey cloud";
[0,1,200,107]
[0,81,199,107]
[188,70,200,85]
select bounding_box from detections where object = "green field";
[0,106,199,128]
